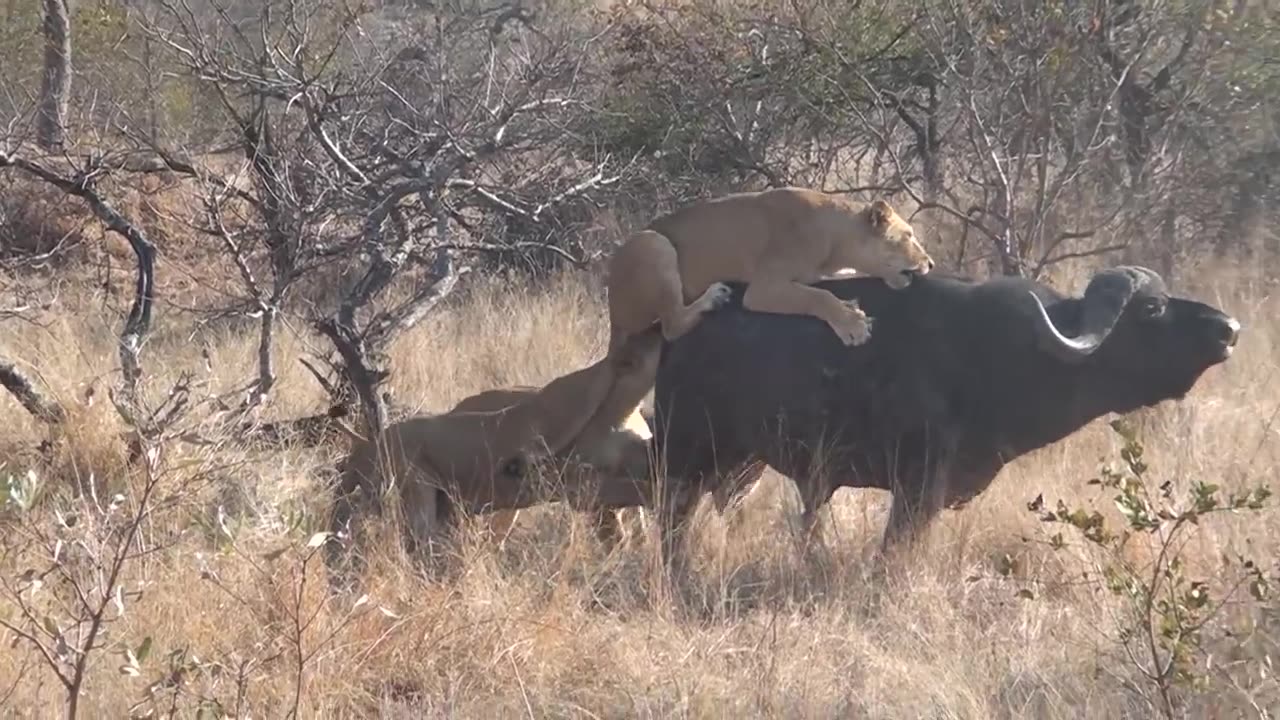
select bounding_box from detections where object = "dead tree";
[840,0,1145,278]
[36,0,72,150]
[0,151,158,431]
[135,0,631,441]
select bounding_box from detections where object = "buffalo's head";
[1029,266,1241,400]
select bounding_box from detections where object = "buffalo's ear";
[868,199,894,230]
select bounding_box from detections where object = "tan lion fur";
[326,327,663,579]
[455,392,653,547]
[604,187,934,357]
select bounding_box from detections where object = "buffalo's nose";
[1215,317,1241,347]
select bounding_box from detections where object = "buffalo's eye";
[1140,299,1166,318]
[501,457,526,477]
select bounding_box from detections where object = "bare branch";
[0,356,65,425]
[0,151,156,412]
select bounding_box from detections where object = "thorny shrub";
[1020,418,1275,718]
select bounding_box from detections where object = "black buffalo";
[648,265,1241,564]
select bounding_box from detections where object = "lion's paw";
[832,301,873,346]
[701,282,734,311]
[837,318,873,346]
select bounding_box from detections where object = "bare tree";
[126,0,632,439]
[0,150,165,438]
[599,0,918,201]
[0,433,171,719]
[35,0,71,150]
[830,0,1146,277]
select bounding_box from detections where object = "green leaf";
[994,553,1016,576]
[1250,577,1269,601]
[1248,486,1273,510]
[135,636,153,663]
[195,699,226,720]
[1109,418,1137,443]
[260,546,288,562]
[1186,581,1210,610]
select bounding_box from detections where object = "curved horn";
[1029,266,1161,362]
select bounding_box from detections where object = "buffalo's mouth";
[1208,316,1241,362]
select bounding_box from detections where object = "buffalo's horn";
[1029,266,1160,362]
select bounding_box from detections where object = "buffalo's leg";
[653,479,702,577]
[712,460,768,514]
[878,480,945,558]
[788,474,838,555]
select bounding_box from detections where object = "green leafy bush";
[1025,418,1274,717]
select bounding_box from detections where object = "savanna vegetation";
[1,0,1278,717]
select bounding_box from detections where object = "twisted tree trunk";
[36,0,72,150]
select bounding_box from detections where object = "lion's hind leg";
[606,230,733,355]
[741,278,872,346]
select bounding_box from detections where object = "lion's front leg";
[742,279,872,346]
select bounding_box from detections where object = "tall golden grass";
[1,254,1277,719]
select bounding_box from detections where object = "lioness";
[326,327,662,582]
[463,393,654,546]
[605,187,934,355]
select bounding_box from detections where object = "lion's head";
[328,326,665,579]
[855,198,934,290]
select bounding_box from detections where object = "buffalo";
[648,265,1241,566]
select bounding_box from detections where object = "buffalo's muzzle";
[1217,317,1241,346]
[1210,316,1241,358]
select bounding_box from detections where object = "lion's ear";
[868,199,894,229]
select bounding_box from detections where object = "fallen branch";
[0,357,65,425]
[229,404,355,450]
[430,241,591,268]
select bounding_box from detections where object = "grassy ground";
[1,256,1278,719]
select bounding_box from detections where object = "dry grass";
[1,258,1279,719]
